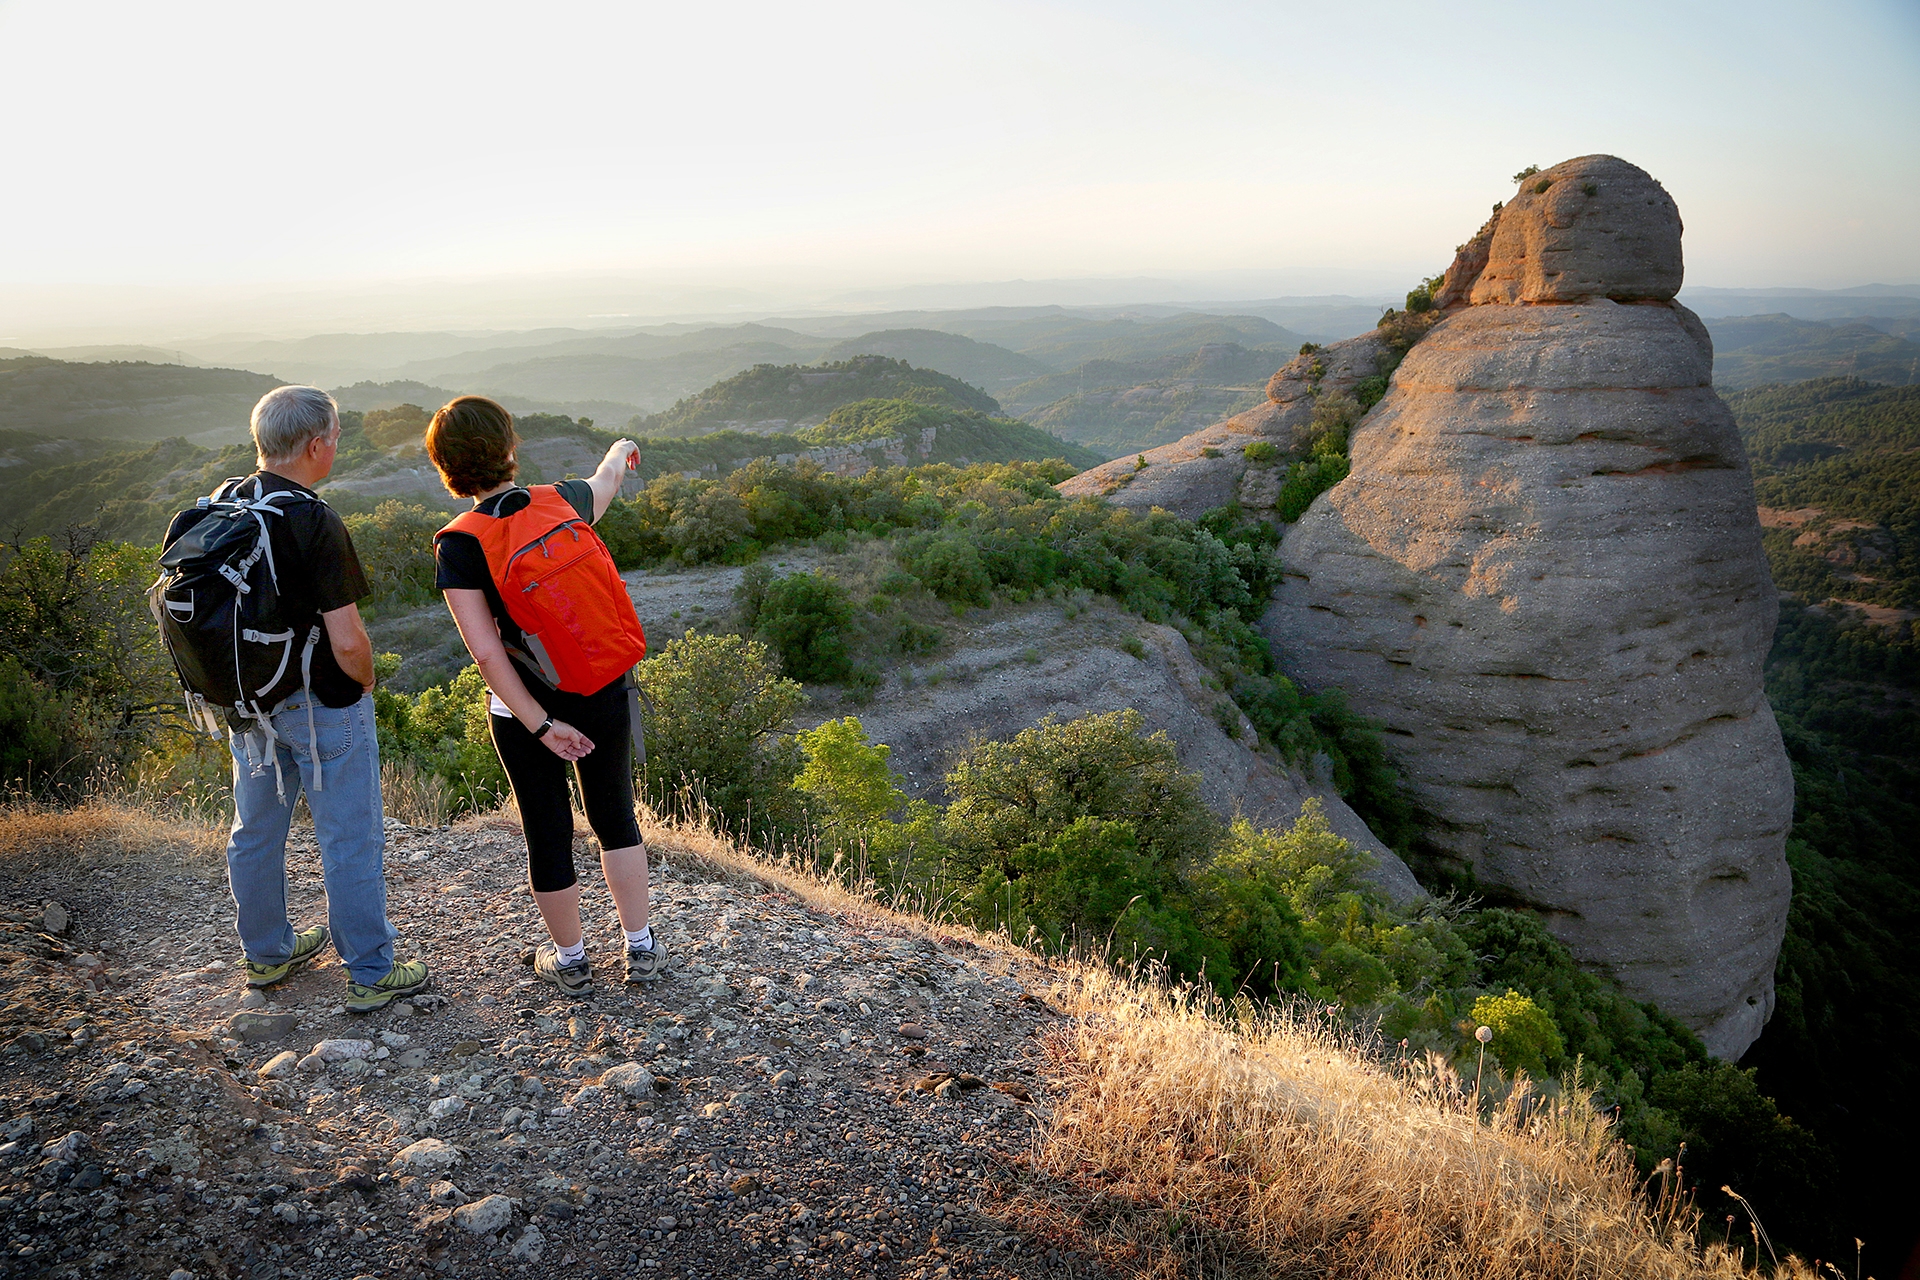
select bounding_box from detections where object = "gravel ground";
[0,814,1108,1280]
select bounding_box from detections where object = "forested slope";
[1731,376,1920,1271]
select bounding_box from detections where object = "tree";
[1470,989,1564,1080]
[342,502,447,610]
[794,717,903,830]
[636,630,805,838]
[754,572,854,683]
[0,532,180,792]
[363,403,432,450]
[941,710,1218,884]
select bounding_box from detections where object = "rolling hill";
[630,356,1001,437]
[1003,342,1286,453]
[0,357,280,444]
[1707,315,1920,389]
[820,329,1050,392]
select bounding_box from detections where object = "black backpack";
[150,476,328,793]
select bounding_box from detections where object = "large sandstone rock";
[1469,155,1683,305]
[1262,156,1791,1058]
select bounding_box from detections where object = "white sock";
[625,926,654,952]
[555,939,586,966]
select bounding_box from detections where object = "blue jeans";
[226,692,396,985]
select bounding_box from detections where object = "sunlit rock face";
[1263,155,1793,1060]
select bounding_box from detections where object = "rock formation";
[812,598,1426,905]
[1262,155,1791,1058]
[1056,330,1394,520]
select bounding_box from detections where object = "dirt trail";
[0,811,1107,1280]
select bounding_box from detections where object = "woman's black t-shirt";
[434,480,597,699]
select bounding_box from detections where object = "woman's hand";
[605,438,639,472]
[539,720,595,761]
[588,438,642,519]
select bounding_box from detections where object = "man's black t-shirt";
[433,480,596,693]
[162,471,371,708]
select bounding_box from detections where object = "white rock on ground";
[388,1137,463,1173]
[452,1193,514,1236]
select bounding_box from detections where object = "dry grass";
[3,790,1819,1280]
[0,799,225,874]
[624,802,1013,960]
[991,969,1816,1280]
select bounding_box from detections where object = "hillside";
[0,800,1779,1280]
[1708,314,1920,389]
[331,379,644,428]
[1720,375,1920,1271]
[823,329,1051,393]
[0,356,281,444]
[1731,377,1920,610]
[1004,343,1285,453]
[632,357,1001,437]
[0,395,1098,546]
[943,310,1305,368]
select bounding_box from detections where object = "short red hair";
[425,396,519,497]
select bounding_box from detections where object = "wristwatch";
[533,716,555,739]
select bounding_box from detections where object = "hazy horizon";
[2,0,1916,345]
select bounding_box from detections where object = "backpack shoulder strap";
[438,511,494,540]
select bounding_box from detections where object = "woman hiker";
[426,395,665,994]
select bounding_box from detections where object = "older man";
[163,385,428,1012]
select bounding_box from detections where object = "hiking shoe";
[345,959,431,1013]
[625,936,668,983]
[244,925,330,988]
[534,943,593,997]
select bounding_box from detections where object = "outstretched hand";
[606,438,640,472]
[540,720,595,761]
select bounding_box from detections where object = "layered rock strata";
[1262,155,1792,1058]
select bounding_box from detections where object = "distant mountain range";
[3,296,1913,468]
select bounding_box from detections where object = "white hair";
[251,385,340,465]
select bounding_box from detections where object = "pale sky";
[1,0,1916,335]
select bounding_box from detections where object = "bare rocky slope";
[0,811,1102,1280]
[802,598,1422,905]
[1063,156,1792,1060]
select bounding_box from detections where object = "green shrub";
[906,538,991,609]
[1307,391,1360,457]
[343,501,448,611]
[0,535,178,792]
[636,630,804,839]
[0,655,88,791]
[1275,456,1350,522]
[370,660,508,814]
[942,710,1218,883]
[1242,441,1281,465]
[793,716,905,864]
[754,571,854,683]
[1642,1063,1836,1246]
[1471,989,1564,1079]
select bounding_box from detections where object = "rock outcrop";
[1056,331,1393,521]
[1262,155,1792,1058]
[811,598,1426,905]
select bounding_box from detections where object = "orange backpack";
[437,487,646,694]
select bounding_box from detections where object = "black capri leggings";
[490,674,643,893]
